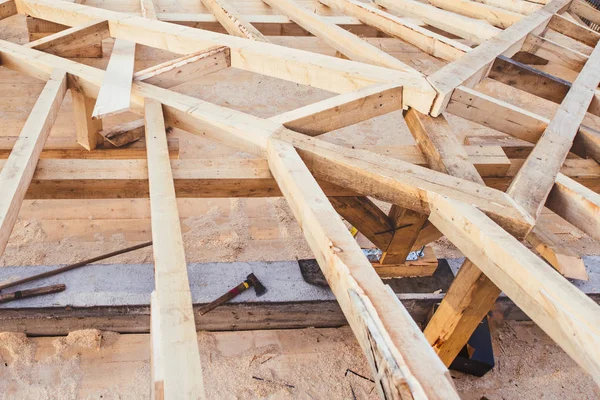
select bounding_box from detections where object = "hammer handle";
[199,280,251,315]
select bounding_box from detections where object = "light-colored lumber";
[427,0,571,116]
[140,0,158,20]
[526,227,588,280]
[100,118,145,147]
[144,98,205,399]
[0,0,16,20]
[201,0,269,42]
[150,291,164,400]
[548,13,600,48]
[71,85,103,150]
[0,37,533,236]
[266,137,459,399]
[269,83,402,136]
[379,207,428,265]
[15,0,435,113]
[570,0,600,25]
[507,39,600,220]
[426,0,523,28]
[546,173,600,241]
[474,0,542,14]
[26,20,109,58]
[262,0,421,75]
[92,39,136,119]
[319,0,471,61]
[522,33,589,71]
[428,193,600,385]
[0,69,66,256]
[374,0,500,44]
[446,86,600,160]
[133,45,231,88]
[329,196,393,250]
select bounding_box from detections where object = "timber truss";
[0,0,600,398]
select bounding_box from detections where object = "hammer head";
[246,273,267,297]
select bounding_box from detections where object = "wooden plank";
[522,33,589,71]
[15,0,436,113]
[329,196,393,250]
[0,136,180,159]
[26,20,109,58]
[266,137,459,399]
[446,86,600,160]
[319,0,471,61]
[427,0,570,116]
[374,0,500,44]
[144,98,205,399]
[71,87,102,151]
[0,0,16,20]
[548,13,600,48]
[571,0,600,25]
[140,0,158,20]
[262,0,422,76]
[526,227,588,280]
[426,0,523,29]
[100,119,145,147]
[428,193,600,385]
[201,0,269,42]
[546,173,600,241]
[133,45,231,89]
[269,83,402,136]
[506,40,600,220]
[91,39,136,119]
[473,0,542,14]
[0,69,67,256]
[380,207,428,264]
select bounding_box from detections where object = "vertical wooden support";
[72,88,102,150]
[0,69,67,256]
[145,98,205,399]
[379,206,428,264]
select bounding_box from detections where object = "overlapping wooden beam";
[428,194,600,385]
[266,137,459,398]
[522,33,589,71]
[374,0,500,44]
[25,20,108,58]
[144,98,205,399]
[507,39,600,220]
[475,0,542,14]
[0,69,66,255]
[15,0,436,112]
[427,0,572,116]
[548,13,600,48]
[570,0,600,25]
[319,0,471,62]
[201,0,269,42]
[133,45,231,89]
[262,0,421,74]
[270,83,403,136]
[426,0,523,28]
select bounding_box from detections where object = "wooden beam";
[548,13,600,48]
[374,0,500,44]
[15,0,436,113]
[144,98,205,399]
[133,45,231,89]
[0,69,66,256]
[526,226,588,280]
[446,86,600,160]
[71,84,102,150]
[546,173,600,241]
[91,39,136,119]
[201,0,269,42]
[428,193,600,385]
[100,119,145,147]
[379,207,428,264]
[426,0,523,29]
[262,0,422,75]
[522,33,589,71]
[570,0,600,25]
[140,0,158,20]
[329,196,393,250]
[473,0,542,14]
[269,83,403,136]
[26,20,109,58]
[266,137,459,399]
[427,0,570,116]
[319,0,471,62]
[506,40,600,220]
[0,0,16,20]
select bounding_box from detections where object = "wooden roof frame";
[0,0,599,398]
